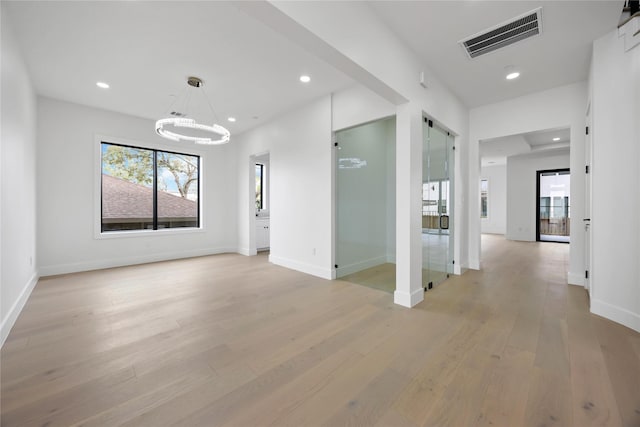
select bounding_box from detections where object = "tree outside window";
[255,163,264,211]
[101,142,199,232]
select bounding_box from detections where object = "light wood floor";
[2,235,639,426]
[339,263,396,293]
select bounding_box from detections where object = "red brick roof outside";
[102,174,197,220]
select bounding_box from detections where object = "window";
[255,163,264,210]
[101,142,199,232]
[480,179,488,218]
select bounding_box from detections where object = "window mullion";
[197,157,201,228]
[153,150,158,230]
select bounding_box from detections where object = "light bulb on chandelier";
[155,77,231,145]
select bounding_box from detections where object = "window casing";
[101,142,200,233]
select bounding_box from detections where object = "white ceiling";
[369,1,622,107]
[524,127,570,147]
[3,1,353,135]
[480,127,570,166]
[3,1,624,137]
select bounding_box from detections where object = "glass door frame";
[536,168,571,243]
[422,117,455,290]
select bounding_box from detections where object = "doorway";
[335,117,396,293]
[536,168,570,243]
[252,152,270,253]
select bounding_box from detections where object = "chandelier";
[155,76,230,145]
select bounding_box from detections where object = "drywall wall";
[235,96,333,278]
[386,119,397,262]
[590,29,640,332]
[506,151,570,241]
[0,11,39,345]
[470,82,587,282]
[36,97,238,276]
[480,164,507,235]
[332,84,395,131]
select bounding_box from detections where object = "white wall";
[332,84,395,132]
[236,96,333,278]
[506,151,570,241]
[480,164,507,235]
[385,119,397,261]
[1,11,39,345]
[37,97,238,276]
[590,29,640,332]
[469,82,587,282]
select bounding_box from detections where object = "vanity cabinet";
[256,218,270,250]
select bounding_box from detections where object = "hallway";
[1,235,639,426]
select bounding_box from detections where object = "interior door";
[422,118,454,290]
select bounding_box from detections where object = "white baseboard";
[38,247,236,277]
[394,287,424,308]
[336,255,387,278]
[268,255,333,280]
[238,247,258,256]
[1,271,39,347]
[591,298,640,333]
[481,230,506,235]
[567,271,585,286]
[468,258,480,270]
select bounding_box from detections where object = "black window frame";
[255,162,264,211]
[100,141,201,233]
[536,168,570,243]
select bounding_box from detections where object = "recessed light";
[299,75,311,83]
[96,81,110,89]
[504,66,520,80]
[553,137,560,141]
[227,117,236,122]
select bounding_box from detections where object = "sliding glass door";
[537,169,570,243]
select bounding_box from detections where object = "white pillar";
[468,136,481,270]
[394,102,424,307]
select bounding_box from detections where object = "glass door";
[335,117,396,293]
[536,169,570,243]
[422,119,454,289]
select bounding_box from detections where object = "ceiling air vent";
[459,8,543,59]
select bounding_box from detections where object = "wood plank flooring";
[2,235,640,426]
